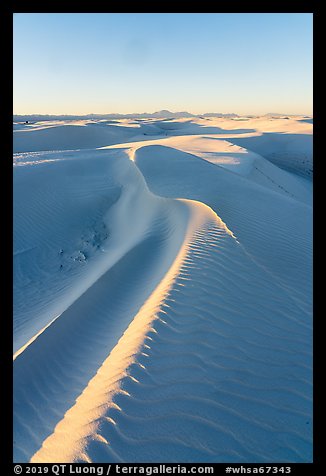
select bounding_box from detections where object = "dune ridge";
[31,203,311,462]
[30,201,221,463]
[14,152,191,461]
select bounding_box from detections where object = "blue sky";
[13,13,313,115]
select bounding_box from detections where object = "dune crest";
[30,201,221,463]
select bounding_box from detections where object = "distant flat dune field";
[13,115,312,463]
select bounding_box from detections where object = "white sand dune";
[13,121,162,153]
[13,115,312,463]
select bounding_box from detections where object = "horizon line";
[13,111,312,117]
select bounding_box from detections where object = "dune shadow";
[227,132,313,178]
[298,118,313,124]
[151,119,255,135]
[228,132,312,153]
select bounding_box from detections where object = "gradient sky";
[13,13,313,115]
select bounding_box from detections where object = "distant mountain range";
[13,110,240,122]
[13,110,310,123]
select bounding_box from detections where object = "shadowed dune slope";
[134,145,312,305]
[30,208,312,463]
